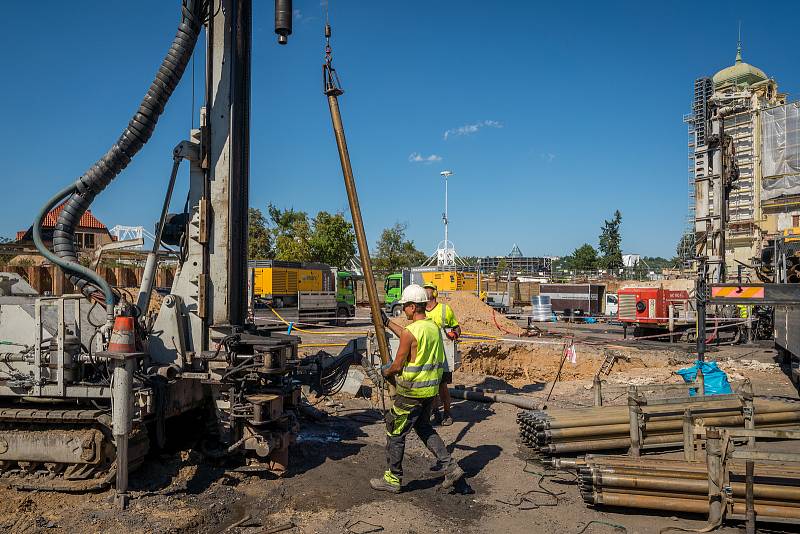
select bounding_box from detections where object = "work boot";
[431,410,443,426]
[441,413,453,426]
[441,464,464,489]
[370,477,400,494]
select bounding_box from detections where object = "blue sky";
[1,1,798,258]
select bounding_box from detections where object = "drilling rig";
[0,0,367,507]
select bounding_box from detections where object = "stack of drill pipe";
[517,398,800,456]
[578,455,800,520]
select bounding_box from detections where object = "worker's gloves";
[380,309,390,327]
[380,363,392,377]
[445,329,459,341]
[360,356,386,389]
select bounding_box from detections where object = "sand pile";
[457,341,668,385]
[438,292,524,337]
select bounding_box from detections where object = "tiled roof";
[41,201,107,230]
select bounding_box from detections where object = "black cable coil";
[49,1,205,300]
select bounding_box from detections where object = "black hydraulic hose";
[41,0,205,302]
[33,184,115,316]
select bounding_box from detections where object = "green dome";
[713,46,768,88]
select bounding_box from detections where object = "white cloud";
[443,120,503,140]
[540,152,556,163]
[408,152,443,164]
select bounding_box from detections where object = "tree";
[268,204,312,262]
[374,223,427,272]
[248,208,272,259]
[566,244,598,271]
[598,210,623,270]
[308,211,355,268]
[263,205,356,266]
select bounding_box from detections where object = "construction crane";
[0,0,373,508]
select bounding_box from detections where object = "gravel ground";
[0,318,797,534]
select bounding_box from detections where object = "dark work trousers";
[384,394,452,486]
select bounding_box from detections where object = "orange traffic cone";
[108,316,136,353]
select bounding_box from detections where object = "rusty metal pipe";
[546,432,684,454]
[592,491,800,519]
[448,388,538,410]
[593,491,709,513]
[591,472,800,501]
[539,401,800,430]
[543,410,800,441]
[325,95,391,370]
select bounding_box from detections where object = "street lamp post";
[440,170,454,261]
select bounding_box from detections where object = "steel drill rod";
[590,472,800,501]
[594,491,709,513]
[448,387,539,409]
[531,400,800,430]
[588,487,800,509]
[541,410,800,442]
[592,490,800,519]
[326,94,391,369]
[545,432,685,454]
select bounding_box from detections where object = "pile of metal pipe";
[517,398,800,456]
[578,455,800,520]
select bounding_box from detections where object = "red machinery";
[618,286,692,333]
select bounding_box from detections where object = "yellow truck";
[248,261,356,325]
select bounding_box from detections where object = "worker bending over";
[423,282,461,426]
[371,284,464,493]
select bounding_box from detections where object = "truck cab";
[384,272,406,316]
[335,270,356,321]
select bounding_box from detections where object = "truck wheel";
[391,305,402,317]
[336,307,348,327]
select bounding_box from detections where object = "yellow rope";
[267,307,368,335]
[462,330,504,340]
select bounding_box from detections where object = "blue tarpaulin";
[675,360,732,396]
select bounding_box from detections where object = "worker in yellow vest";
[371,284,464,493]
[423,282,461,426]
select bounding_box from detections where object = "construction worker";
[371,284,464,493]
[423,282,461,426]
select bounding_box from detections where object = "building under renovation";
[687,45,799,279]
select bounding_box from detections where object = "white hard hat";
[399,284,429,304]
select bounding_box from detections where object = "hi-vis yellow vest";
[396,318,445,398]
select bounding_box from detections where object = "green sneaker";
[370,477,401,494]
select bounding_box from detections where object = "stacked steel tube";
[517,398,800,456]
[578,455,800,520]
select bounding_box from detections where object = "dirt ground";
[1,314,797,534]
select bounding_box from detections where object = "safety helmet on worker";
[422,282,438,298]
[399,284,429,304]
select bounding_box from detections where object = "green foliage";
[566,244,598,271]
[263,204,355,267]
[268,204,313,262]
[374,223,427,272]
[598,210,623,270]
[308,211,355,268]
[248,208,273,260]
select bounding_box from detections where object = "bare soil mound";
[458,341,662,384]
[439,292,524,337]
